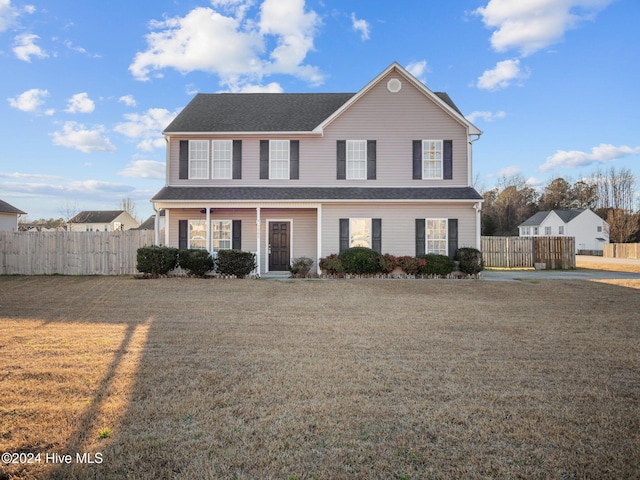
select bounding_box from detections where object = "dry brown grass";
[1,276,639,479]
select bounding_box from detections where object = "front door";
[269,222,290,271]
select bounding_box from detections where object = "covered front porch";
[152,202,322,275]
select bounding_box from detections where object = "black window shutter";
[232,140,242,179]
[290,140,299,179]
[179,219,188,249]
[448,218,458,258]
[443,140,453,180]
[339,218,349,252]
[336,140,346,180]
[260,140,269,179]
[372,218,382,253]
[415,219,426,256]
[412,140,422,180]
[367,140,376,180]
[179,140,189,179]
[232,220,241,250]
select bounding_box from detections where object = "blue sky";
[1,0,638,221]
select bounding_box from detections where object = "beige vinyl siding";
[321,202,477,257]
[167,73,471,188]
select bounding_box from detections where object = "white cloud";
[130,1,323,88]
[466,110,507,123]
[540,144,640,171]
[477,58,529,91]
[65,92,95,114]
[474,0,612,56]
[233,82,284,93]
[118,160,165,179]
[51,121,116,154]
[497,165,522,177]
[118,95,137,107]
[114,108,178,151]
[0,0,18,31]
[7,88,49,112]
[13,32,48,62]
[350,12,370,41]
[405,60,429,83]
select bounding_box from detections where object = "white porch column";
[475,202,482,249]
[256,207,261,275]
[205,207,211,253]
[164,209,170,246]
[316,204,322,275]
[153,206,159,246]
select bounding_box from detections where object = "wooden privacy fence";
[481,236,575,269]
[604,243,640,259]
[0,231,155,275]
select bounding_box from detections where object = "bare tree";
[58,199,81,222]
[119,197,138,221]
[594,167,636,212]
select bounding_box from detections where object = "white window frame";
[346,140,367,180]
[422,140,443,180]
[558,226,564,235]
[349,218,371,248]
[212,140,232,179]
[269,140,290,180]
[533,227,539,235]
[188,219,207,249]
[426,218,448,255]
[211,219,232,253]
[545,226,552,235]
[189,140,209,179]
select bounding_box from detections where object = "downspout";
[468,133,482,186]
[474,202,482,250]
[153,204,159,246]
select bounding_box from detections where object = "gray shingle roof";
[163,92,463,133]
[68,210,126,223]
[151,186,483,202]
[0,199,26,215]
[519,209,586,227]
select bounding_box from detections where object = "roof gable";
[0,199,26,215]
[69,210,127,224]
[520,209,588,227]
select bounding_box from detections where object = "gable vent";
[387,78,402,93]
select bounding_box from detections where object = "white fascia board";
[162,131,322,137]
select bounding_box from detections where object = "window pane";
[270,140,289,179]
[211,220,231,252]
[422,140,442,179]
[426,219,447,255]
[347,140,366,179]
[189,140,209,179]
[350,218,371,248]
[189,220,206,249]
[212,140,232,179]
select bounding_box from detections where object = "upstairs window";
[347,140,367,180]
[212,140,232,179]
[189,140,209,179]
[269,140,290,179]
[545,226,552,235]
[422,140,443,179]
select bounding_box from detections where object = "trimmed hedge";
[419,253,455,276]
[136,246,178,276]
[215,249,256,277]
[456,247,484,275]
[289,256,314,276]
[318,254,344,275]
[338,247,382,275]
[178,249,214,277]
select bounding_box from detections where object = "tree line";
[481,166,640,243]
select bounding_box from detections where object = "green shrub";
[136,246,178,276]
[289,257,314,276]
[338,247,382,275]
[419,254,455,276]
[215,249,256,277]
[319,254,344,275]
[177,249,214,277]
[379,253,398,274]
[456,247,484,275]
[397,256,426,275]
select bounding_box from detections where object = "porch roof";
[151,186,483,202]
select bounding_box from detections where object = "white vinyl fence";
[0,231,155,275]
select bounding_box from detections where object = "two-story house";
[151,62,483,275]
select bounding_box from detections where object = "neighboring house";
[135,211,166,243]
[67,210,139,232]
[0,199,26,231]
[518,209,610,253]
[151,62,484,274]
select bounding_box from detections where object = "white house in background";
[0,199,26,231]
[518,209,609,254]
[67,210,139,232]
